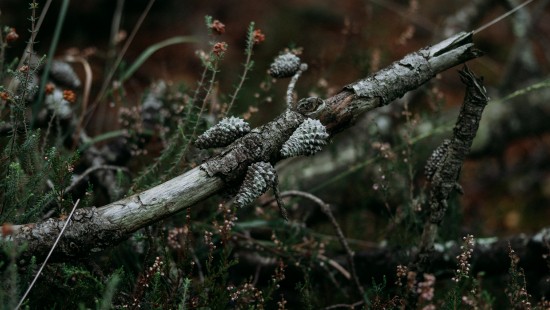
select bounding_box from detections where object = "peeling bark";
[317,32,481,135]
[417,66,490,272]
[201,109,306,183]
[1,32,482,262]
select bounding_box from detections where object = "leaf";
[120,36,197,82]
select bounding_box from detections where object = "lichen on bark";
[200,109,306,183]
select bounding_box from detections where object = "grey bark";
[1,32,481,262]
[418,66,489,265]
[348,227,550,294]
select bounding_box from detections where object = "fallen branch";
[1,32,481,263]
[418,65,489,262]
[347,227,550,292]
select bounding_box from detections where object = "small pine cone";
[268,53,301,78]
[234,162,276,208]
[50,60,81,88]
[281,118,329,157]
[425,139,451,181]
[195,116,251,149]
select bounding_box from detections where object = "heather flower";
[212,42,228,56]
[252,29,265,44]
[211,20,225,34]
[0,91,9,101]
[6,28,19,43]
[63,90,77,103]
[45,83,55,95]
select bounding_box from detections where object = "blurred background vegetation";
[1,0,549,308]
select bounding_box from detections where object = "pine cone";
[50,60,81,88]
[234,162,276,208]
[281,118,329,157]
[425,139,451,181]
[268,53,301,78]
[195,116,251,149]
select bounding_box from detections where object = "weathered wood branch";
[346,227,550,293]
[419,66,489,257]
[1,32,482,263]
[233,227,550,293]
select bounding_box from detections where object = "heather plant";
[0,1,550,309]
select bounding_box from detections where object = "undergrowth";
[0,2,549,309]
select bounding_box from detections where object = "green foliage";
[44,147,79,212]
[97,270,123,310]
[35,0,69,116]
[120,36,197,83]
[505,247,533,309]
[296,271,315,310]
[1,2,550,308]
[0,244,21,310]
[178,277,192,310]
[225,21,258,115]
[129,93,203,192]
[130,17,230,192]
[0,135,79,223]
[21,263,119,309]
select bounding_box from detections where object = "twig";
[226,22,256,116]
[286,64,308,108]
[272,175,288,221]
[418,65,489,267]
[317,253,351,280]
[4,33,481,261]
[40,109,57,155]
[275,190,366,301]
[64,165,128,194]
[106,0,125,76]
[34,0,70,121]
[472,0,535,34]
[9,0,52,91]
[440,0,497,38]
[0,22,5,78]
[498,0,548,92]
[189,59,220,141]
[62,55,93,149]
[323,300,364,310]
[88,0,156,124]
[15,199,81,310]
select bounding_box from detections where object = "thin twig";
[317,253,351,280]
[272,175,289,221]
[225,22,255,116]
[317,255,350,298]
[62,55,93,149]
[34,0,70,121]
[190,61,219,140]
[40,109,57,155]
[417,65,489,268]
[172,58,221,177]
[286,64,308,108]
[88,0,156,123]
[16,0,53,70]
[190,64,209,108]
[64,165,128,194]
[0,23,5,78]
[274,190,366,301]
[473,0,535,34]
[323,300,365,310]
[107,0,125,74]
[15,199,81,310]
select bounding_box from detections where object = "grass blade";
[120,36,197,82]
